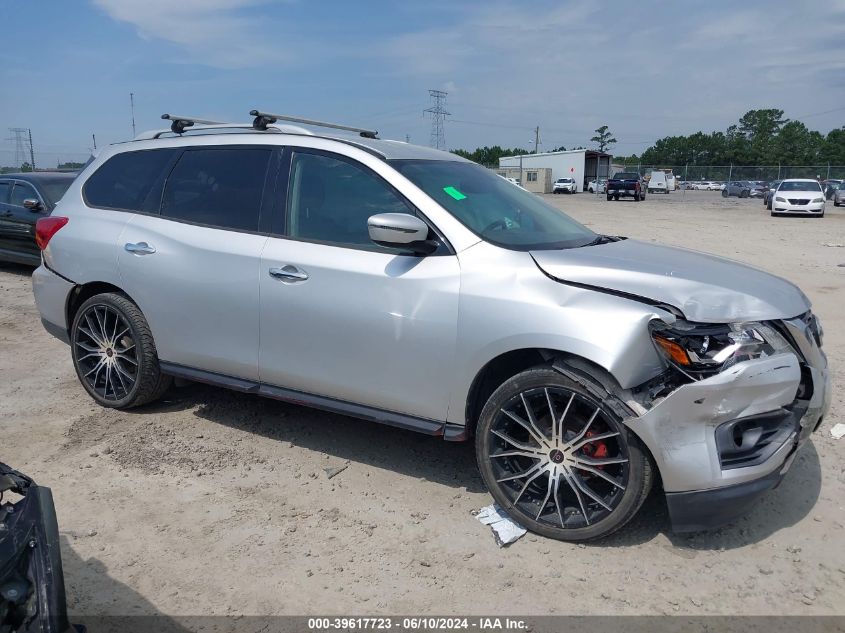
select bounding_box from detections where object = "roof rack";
[250,110,378,139]
[161,114,224,134]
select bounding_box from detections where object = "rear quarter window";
[83,149,177,212]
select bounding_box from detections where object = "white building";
[499,149,613,193]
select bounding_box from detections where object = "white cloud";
[92,0,288,68]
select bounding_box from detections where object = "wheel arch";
[66,281,133,333]
[463,347,633,437]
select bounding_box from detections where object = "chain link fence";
[612,163,845,182]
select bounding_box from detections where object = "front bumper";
[772,201,825,214]
[626,317,830,532]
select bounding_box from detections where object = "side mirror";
[23,198,43,212]
[368,213,437,255]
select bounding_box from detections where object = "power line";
[423,89,450,150]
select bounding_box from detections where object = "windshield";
[557,178,573,183]
[392,160,596,250]
[778,181,822,192]
[613,172,639,180]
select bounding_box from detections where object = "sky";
[1,0,844,167]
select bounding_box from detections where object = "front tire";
[475,367,652,542]
[71,293,171,409]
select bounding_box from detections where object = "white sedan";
[771,179,826,218]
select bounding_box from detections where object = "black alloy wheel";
[476,368,652,541]
[71,293,171,409]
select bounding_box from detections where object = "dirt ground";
[1,190,844,617]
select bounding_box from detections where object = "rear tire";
[70,293,171,409]
[722,189,728,197]
[606,194,613,201]
[475,367,652,542]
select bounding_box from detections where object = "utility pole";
[130,92,137,137]
[92,134,97,150]
[28,129,35,171]
[533,126,541,154]
[405,134,410,144]
[423,89,450,150]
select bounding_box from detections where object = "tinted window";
[0,181,9,203]
[287,151,412,248]
[39,177,75,205]
[10,182,38,207]
[161,148,270,232]
[85,149,176,211]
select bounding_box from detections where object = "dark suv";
[0,172,77,265]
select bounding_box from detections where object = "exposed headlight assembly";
[775,196,786,202]
[812,197,823,203]
[651,320,792,379]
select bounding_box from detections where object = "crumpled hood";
[531,238,810,322]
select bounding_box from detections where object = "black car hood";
[531,238,811,322]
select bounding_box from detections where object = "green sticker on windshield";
[443,186,467,200]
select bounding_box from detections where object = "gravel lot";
[1,190,843,617]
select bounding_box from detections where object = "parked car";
[693,181,720,191]
[647,171,669,194]
[552,177,577,194]
[32,114,830,542]
[722,181,752,198]
[771,179,826,217]
[0,172,77,265]
[833,186,845,207]
[749,182,768,198]
[823,179,842,200]
[606,172,647,201]
[587,178,606,193]
[763,180,782,208]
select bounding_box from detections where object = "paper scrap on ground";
[475,504,527,546]
[830,423,845,440]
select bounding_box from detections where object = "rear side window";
[161,148,270,232]
[0,181,9,203]
[84,149,176,211]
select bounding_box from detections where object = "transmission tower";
[424,89,450,150]
[7,128,29,168]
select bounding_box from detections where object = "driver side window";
[286,151,413,250]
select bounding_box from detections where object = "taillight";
[35,216,69,250]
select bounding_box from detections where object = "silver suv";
[32,112,831,541]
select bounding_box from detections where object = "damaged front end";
[621,313,830,532]
[0,463,75,633]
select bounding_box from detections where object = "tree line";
[614,109,844,166]
[452,109,844,168]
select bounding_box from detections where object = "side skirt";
[159,361,469,441]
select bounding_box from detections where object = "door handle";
[124,242,156,255]
[269,265,309,283]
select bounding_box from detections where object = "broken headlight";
[651,320,792,379]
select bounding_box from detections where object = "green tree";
[19,162,33,172]
[57,161,85,169]
[590,125,617,152]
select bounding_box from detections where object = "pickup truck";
[606,171,647,201]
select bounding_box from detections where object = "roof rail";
[161,114,224,134]
[250,110,378,139]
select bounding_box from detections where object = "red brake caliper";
[581,430,608,469]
